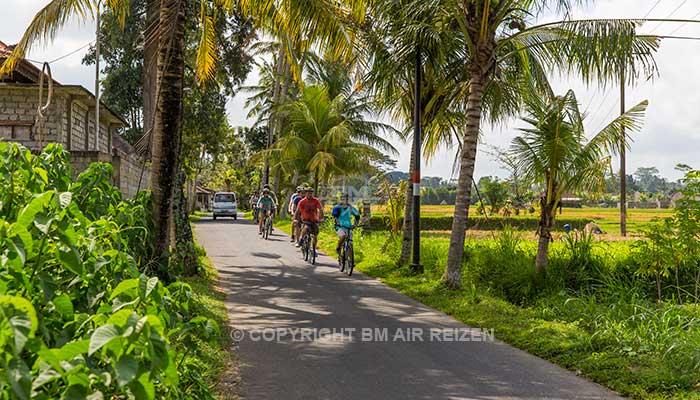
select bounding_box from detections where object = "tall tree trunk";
[174,169,197,275]
[398,140,415,266]
[535,198,554,274]
[143,0,159,136]
[263,51,286,185]
[443,73,484,289]
[150,0,186,279]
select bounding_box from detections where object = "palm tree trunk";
[143,0,159,136]
[535,198,554,274]
[150,0,186,277]
[264,51,286,185]
[398,140,415,266]
[174,170,197,275]
[443,73,484,289]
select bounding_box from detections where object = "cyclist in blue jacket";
[331,193,360,255]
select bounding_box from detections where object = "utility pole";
[410,45,423,274]
[95,0,101,152]
[620,69,627,236]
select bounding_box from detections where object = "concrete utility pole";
[620,69,627,237]
[95,0,101,152]
[410,44,423,274]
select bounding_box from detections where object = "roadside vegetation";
[0,143,229,399]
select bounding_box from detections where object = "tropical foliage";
[0,143,219,399]
[510,89,647,273]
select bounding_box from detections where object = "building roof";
[0,40,127,127]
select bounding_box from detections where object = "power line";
[24,41,95,66]
[668,7,700,35]
[644,0,664,18]
[649,0,689,32]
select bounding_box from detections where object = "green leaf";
[110,279,139,300]
[88,324,120,356]
[38,340,89,371]
[8,223,33,262]
[129,373,155,400]
[115,355,138,387]
[58,191,73,209]
[52,294,74,319]
[17,191,52,228]
[57,245,83,276]
[61,384,87,400]
[7,357,31,400]
[0,296,38,353]
[139,276,158,300]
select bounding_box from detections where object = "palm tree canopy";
[262,84,397,184]
[510,89,647,208]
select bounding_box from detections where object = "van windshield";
[215,194,236,203]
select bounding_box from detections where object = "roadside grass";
[187,229,240,399]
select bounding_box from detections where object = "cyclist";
[262,183,279,212]
[288,186,304,242]
[249,190,260,223]
[294,188,324,253]
[256,188,276,235]
[331,193,360,257]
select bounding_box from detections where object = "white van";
[213,192,238,220]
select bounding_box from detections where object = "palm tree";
[362,2,467,266]
[511,89,647,273]
[383,0,661,288]
[265,84,397,192]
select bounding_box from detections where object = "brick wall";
[0,86,63,149]
[1,85,149,199]
[113,148,150,199]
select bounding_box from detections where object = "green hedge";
[368,215,588,231]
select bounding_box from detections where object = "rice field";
[370,205,674,235]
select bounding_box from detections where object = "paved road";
[195,216,621,400]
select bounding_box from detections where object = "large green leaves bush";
[0,143,217,399]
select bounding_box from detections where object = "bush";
[0,143,218,399]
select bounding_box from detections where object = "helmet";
[263,184,271,189]
[263,188,270,193]
[306,187,314,193]
[296,186,304,192]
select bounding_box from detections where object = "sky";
[2,0,699,181]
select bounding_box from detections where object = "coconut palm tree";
[381,0,661,288]
[265,84,397,191]
[511,89,647,273]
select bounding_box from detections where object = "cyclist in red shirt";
[294,188,324,254]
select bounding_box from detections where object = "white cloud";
[3,0,699,181]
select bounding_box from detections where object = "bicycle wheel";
[338,244,345,272]
[265,219,272,240]
[346,244,354,276]
[302,236,309,261]
[310,235,316,265]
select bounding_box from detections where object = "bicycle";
[337,225,357,276]
[300,222,318,265]
[262,211,273,240]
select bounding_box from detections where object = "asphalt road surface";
[195,216,621,400]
